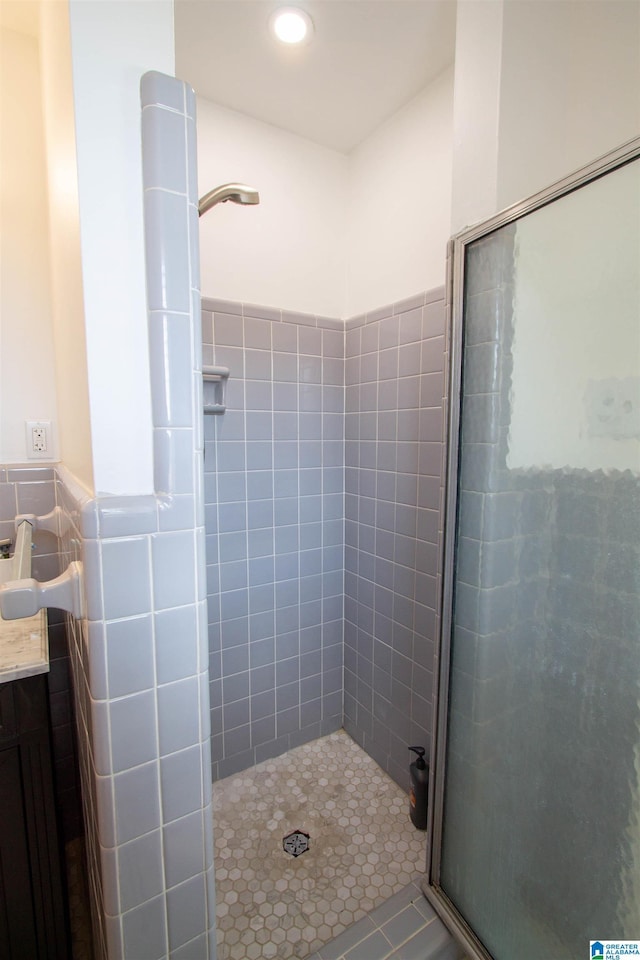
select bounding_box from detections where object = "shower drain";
[282,830,310,857]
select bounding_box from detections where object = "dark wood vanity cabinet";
[0,675,69,959]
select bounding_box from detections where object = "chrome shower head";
[198,183,260,217]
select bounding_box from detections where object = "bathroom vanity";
[0,597,69,959]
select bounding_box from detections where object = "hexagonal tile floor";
[212,730,426,960]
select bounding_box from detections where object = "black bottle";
[408,746,428,830]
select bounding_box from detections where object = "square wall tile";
[101,537,151,620]
[144,189,190,314]
[106,615,155,699]
[160,746,204,824]
[158,677,201,755]
[110,690,158,773]
[155,606,199,684]
[122,894,168,960]
[167,875,207,952]
[117,829,164,913]
[152,530,196,610]
[114,760,161,845]
[163,811,205,888]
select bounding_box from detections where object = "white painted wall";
[0,26,58,463]
[507,159,640,472]
[40,0,93,492]
[346,68,453,318]
[196,98,348,318]
[450,0,503,234]
[67,0,174,496]
[497,0,640,211]
[451,0,640,233]
[197,69,454,319]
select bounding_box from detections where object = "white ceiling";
[175,1,457,153]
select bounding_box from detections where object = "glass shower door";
[427,144,640,960]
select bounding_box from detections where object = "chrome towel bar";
[0,563,84,621]
[0,513,85,621]
[12,519,32,581]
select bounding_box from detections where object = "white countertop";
[0,558,48,683]
[0,609,48,683]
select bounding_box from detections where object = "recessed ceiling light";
[269,7,314,46]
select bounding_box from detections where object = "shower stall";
[425,137,640,959]
[199,264,448,953]
[201,284,445,786]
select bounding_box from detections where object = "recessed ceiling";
[175,1,456,153]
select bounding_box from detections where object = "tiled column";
[55,73,215,960]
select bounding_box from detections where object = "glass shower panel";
[440,157,640,959]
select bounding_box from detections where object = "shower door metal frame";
[423,134,640,960]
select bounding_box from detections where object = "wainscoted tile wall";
[202,299,345,778]
[343,289,447,788]
[0,466,59,581]
[54,467,109,958]
[202,288,447,789]
[47,606,84,843]
[52,475,214,960]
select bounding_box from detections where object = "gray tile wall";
[442,229,520,937]
[54,468,110,959]
[343,290,447,788]
[518,468,640,942]
[202,287,447,787]
[472,465,640,947]
[449,226,517,760]
[54,475,214,960]
[0,466,58,579]
[202,300,345,778]
[47,606,84,842]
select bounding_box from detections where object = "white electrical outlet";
[26,420,53,460]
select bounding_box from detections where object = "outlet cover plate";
[25,420,53,460]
